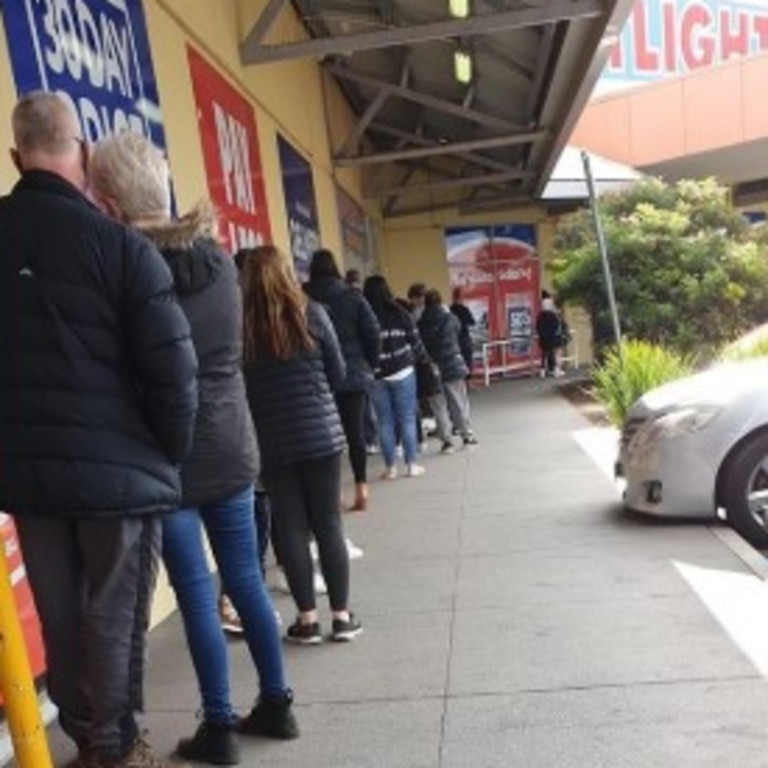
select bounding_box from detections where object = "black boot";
[237,689,299,740]
[176,720,240,766]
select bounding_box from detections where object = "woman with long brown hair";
[240,246,363,645]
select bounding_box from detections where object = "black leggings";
[263,454,349,613]
[335,391,367,483]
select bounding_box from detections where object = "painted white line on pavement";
[572,427,768,681]
[675,560,768,679]
[571,426,620,482]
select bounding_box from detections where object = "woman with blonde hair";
[239,245,363,645]
[88,132,297,766]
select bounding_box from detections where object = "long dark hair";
[363,275,395,317]
[309,249,341,281]
[239,245,315,362]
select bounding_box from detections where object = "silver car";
[616,357,768,549]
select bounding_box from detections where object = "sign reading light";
[449,0,470,18]
[454,50,472,84]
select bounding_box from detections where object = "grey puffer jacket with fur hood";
[138,203,259,507]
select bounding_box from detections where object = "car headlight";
[651,406,722,438]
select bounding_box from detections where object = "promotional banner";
[336,186,373,276]
[3,0,167,148]
[278,135,320,281]
[187,46,271,254]
[600,0,768,94]
[445,225,538,372]
[0,514,46,704]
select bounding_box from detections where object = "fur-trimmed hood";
[137,201,225,296]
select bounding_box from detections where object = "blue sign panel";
[278,135,320,281]
[3,0,167,148]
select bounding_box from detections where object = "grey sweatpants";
[15,516,160,761]
[430,378,473,442]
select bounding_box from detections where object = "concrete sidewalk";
[45,379,768,767]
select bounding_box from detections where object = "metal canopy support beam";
[334,130,547,167]
[241,0,604,64]
[326,65,522,133]
[367,122,514,174]
[338,90,389,156]
[367,168,531,199]
[240,0,290,51]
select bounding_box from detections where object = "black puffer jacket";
[418,303,469,383]
[244,302,346,468]
[304,276,381,392]
[138,204,259,507]
[0,171,198,518]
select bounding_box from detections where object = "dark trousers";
[262,453,349,613]
[15,516,160,761]
[541,346,557,374]
[335,391,368,483]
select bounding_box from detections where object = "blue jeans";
[162,485,287,724]
[372,371,419,467]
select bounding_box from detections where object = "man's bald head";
[10,91,86,188]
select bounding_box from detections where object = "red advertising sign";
[0,514,46,704]
[187,46,271,254]
[445,226,539,374]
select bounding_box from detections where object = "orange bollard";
[0,547,52,768]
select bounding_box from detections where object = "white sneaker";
[345,538,364,560]
[366,444,380,455]
[406,463,426,477]
[381,467,397,480]
[314,570,328,595]
[309,540,319,562]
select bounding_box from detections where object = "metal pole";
[581,150,623,356]
[0,543,53,768]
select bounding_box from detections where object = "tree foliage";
[551,178,768,358]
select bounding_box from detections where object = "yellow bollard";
[0,546,52,768]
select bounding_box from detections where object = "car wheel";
[722,431,768,550]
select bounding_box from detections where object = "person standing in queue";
[305,249,380,512]
[89,132,297,766]
[0,92,198,768]
[239,245,363,645]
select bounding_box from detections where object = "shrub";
[592,340,695,426]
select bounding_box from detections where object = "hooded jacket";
[138,203,259,507]
[304,275,381,392]
[418,303,469,383]
[0,171,198,517]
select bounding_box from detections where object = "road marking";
[674,560,768,679]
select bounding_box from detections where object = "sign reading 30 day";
[3,0,167,147]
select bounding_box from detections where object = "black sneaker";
[285,619,322,645]
[463,435,479,446]
[440,441,455,455]
[331,613,363,642]
[176,720,240,766]
[237,689,299,740]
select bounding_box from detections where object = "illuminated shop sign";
[3,0,166,147]
[604,0,768,88]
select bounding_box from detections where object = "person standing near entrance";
[536,292,564,377]
[0,92,198,768]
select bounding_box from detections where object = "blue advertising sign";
[3,0,167,148]
[278,135,320,281]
